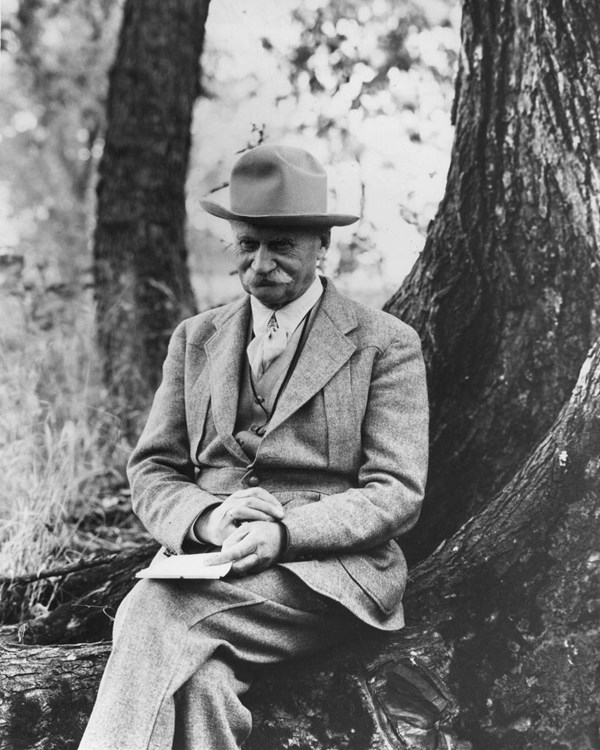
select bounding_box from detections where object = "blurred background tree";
[1,0,121,287]
[93,0,207,436]
[0,0,128,587]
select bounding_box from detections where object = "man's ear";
[318,230,331,258]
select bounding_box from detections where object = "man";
[80,144,428,749]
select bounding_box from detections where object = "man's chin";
[248,284,288,306]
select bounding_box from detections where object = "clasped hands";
[193,488,286,576]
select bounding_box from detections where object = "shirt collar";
[250,275,324,335]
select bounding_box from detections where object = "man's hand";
[194,488,285,546]
[214,521,285,575]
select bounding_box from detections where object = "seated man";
[80,144,428,750]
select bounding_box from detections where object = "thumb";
[221,525,250,549]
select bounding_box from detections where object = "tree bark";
[1,544,158,645]
[93,0,210,436]
[3,339,600,748]
[0,638,110,750]
[384,0,600,563]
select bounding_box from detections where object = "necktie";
[247,312,288,379]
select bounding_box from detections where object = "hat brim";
[200,199,359,228]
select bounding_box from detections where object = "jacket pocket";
[274,490,321,510]
[337,541,407,614]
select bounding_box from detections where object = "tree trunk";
[0,638,110,750]
[93,0,210,436]
[3,339,600,748]
[384,0,600,563]
[0,544,158,644]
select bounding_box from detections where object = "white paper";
[135,552,232,580]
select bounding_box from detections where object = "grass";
[0,287,138,602]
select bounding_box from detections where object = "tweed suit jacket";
[127,278,428,630]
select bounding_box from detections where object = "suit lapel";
[204,297,251,463]
[267,281,357,434]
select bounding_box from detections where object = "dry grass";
[0,290,133,592]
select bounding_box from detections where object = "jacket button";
[247,474,260,487]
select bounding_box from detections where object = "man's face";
[231,222,328,308]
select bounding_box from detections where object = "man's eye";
[239,241,257,252]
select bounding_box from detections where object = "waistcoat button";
[247,474,260,487]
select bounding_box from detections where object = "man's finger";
[221,523,251,545]
[230,501,283,520]
[219,535,257,562]
[228,488,282,506]
[227,541,257,561]
[230,552,261,576]
[230,508,278,523]
[208,547,241,565]
[205,550,230,566]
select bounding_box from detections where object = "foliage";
[0,1,138,607]
[285,0,458,137]
[0,284,139,606]
[0,0,122,279]
[190,0,459,306]
[284,0,458,283]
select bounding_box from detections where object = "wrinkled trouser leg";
[171,656,251,750]
[78,567,359,750]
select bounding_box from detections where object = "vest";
[233,301,320,460]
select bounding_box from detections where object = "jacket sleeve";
[280,324,428,559]
[127,322,219,553]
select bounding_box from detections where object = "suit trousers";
[78,566,362,750]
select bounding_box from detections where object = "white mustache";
[245,269,293,284]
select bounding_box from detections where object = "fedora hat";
[200,144,359,228]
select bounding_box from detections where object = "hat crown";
[230,145,328,218]
[200,143,359,227]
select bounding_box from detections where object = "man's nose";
[251,246,276,274]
